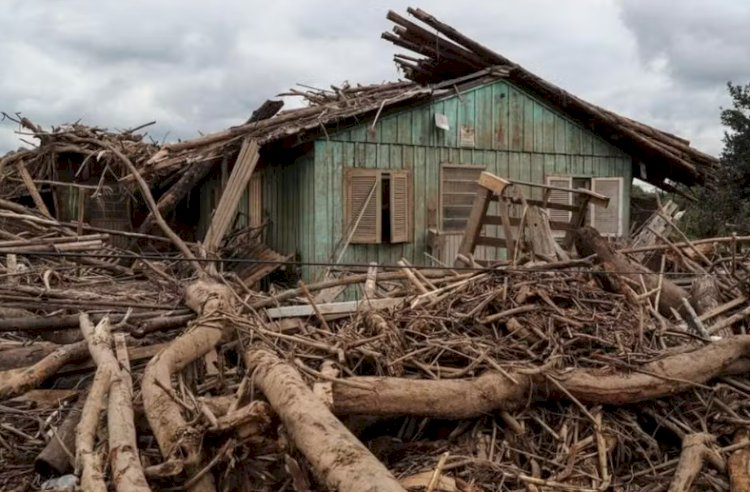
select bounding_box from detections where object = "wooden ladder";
[455,172,610,266]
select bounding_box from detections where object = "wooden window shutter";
[545,176,572,237]
[345,169,381,244]
[591,177,623,236]
[440,164,484,232]
[390,171,411,243]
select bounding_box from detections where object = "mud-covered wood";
[245,349,405,492]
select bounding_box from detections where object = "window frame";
[439,163,486,234]
[343,168,412,244]
[544,175,573,238]
[544,174,625,237]
[590,176,624,237]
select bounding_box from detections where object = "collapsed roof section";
[382,8,719,192]
[144,8,718,193]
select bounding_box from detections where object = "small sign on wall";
[460,125,476,147]
[434,113,450,131]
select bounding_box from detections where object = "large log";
[574,227,689,317]
[76,315,150,492]
[75,323,112,492]
[0,309,192,334]
[0,341,59,370]
[331,336,750,418]
[245,349,405,492]
[0,340,89,400]
[142,281,235,492]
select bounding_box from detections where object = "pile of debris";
[0,7,748,492]
[2,189,750,492]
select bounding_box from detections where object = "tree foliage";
[684,82,750,237]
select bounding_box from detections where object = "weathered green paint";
[258,152,316,279]
[197,78,633,286]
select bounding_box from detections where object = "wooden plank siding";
[207,78,635,288]
[261,152,316,280]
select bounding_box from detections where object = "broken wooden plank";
[265,298,402,319]
[203,139,260,253]
[16,161,52,218]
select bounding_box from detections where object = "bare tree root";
[142,280,234,492]
[668,433,724,492]
[331,336,750,418]
[0,340,88,400]
[245,349,406,492]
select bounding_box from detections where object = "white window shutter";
[545,176,572,237]
[390,171,411,243]
[591,177,623,236]
[345,169,381,244]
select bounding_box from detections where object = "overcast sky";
[1,0,748,157]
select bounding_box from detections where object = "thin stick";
[299,281,332,333]
[426,452,450,492]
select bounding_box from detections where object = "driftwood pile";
[2,203,750,491]
[0,9,746,492]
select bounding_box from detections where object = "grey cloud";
[619,0,750,88]
[0,0,737,158]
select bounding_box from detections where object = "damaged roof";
[140,8,718,194]
[1,8,719,195]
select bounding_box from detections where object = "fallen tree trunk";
[575,227,689,317]
[331,335,750,418]
[244,349,406,492]
[142,280,235,492]
[0,340,88,400]
[0,341,59,370]
[76,314,151,491]
[76,316,113,492]
[0,309,192,334]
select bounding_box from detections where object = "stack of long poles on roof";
[382,8,719,191]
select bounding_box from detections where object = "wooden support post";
[455,172,509,266]
[76,190,85,236]
[497,197,515,259]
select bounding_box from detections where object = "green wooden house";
[263,75,632,276]
[179,13,716,283]
[191,72,714,282]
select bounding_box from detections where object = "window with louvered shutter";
[390,171,411,243]
[591,177,623,236]
[441,165,484,232]
[545,176,573,238]
[345,169,381,244]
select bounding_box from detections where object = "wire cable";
[0,249,738,276]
